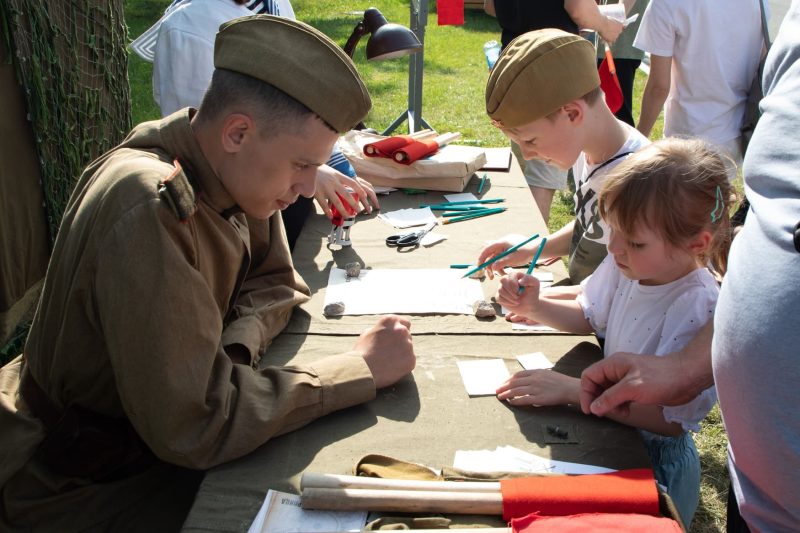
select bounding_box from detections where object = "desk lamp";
[343,7,423,132]
[343,7,422,60]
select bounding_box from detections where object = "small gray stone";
[345,262,362,278]
[473,300,496,318]
[468,268,485,280]
[324,301,346,316]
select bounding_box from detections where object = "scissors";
[386,222,436,247]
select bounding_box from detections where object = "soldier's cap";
[486,29,600,129]
[214,15,371,133]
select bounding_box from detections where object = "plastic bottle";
[483,40,501,70]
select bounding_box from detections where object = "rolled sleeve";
[311,353,376,415]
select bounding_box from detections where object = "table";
[182,161,651,532]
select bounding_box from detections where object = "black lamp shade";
[366,23,423,60]
[344,7,422,60]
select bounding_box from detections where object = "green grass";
[122,1,727,530]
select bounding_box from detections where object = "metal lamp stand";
[382,0,432,134]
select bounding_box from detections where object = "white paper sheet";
[456,359,511,396]
[511,322,558,332]
[480,147,512,171]
[324,268,484,315]
[516,352,554,370]
[453,445,616,476]
[377,207,436,229]
[444,192,479,203]
[248,490,366,533]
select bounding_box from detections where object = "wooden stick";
[433,131,461,145]
[409,129,437,139]
[301,487,503,515]
[300,472,501,493]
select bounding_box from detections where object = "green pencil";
[461,233,540,279]
[420,198,504,208]
[441,207,506,217]
[442,207,506,224]
[428,205,489,211]
[477,173,488,194]
[518,237,548,294]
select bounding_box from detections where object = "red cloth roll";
[499,468,660,521]
[511,512,682,532]
[392,139,440,165]
[363,135,417,158]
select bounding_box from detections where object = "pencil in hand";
[518,237,548,294]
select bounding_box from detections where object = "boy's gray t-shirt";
[713,4,800,529]
[568,124,649,283]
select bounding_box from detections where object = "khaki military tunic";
[0,110,375,530]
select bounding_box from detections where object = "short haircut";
[197,68,335,137]
[545,86,603,121]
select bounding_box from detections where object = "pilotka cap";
[486,29,600,128]
[215,15,372,133]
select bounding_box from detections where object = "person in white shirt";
[633,0,763,178]
[151,0,377,248]
[495,138,733,528]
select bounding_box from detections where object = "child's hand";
[496,272,541,319]
[476,238,535,280]
[505,311,539,325]
[496,369,579,406]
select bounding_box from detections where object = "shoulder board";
[158,159,197,222]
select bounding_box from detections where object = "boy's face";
[220,114,337,220]
[501,106,583,171]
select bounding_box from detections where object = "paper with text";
[324,268,484,315]
[248,490,366,533]
[453,446,616,476]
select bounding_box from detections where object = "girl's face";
[606,219,700,286]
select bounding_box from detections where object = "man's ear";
[687,229,713,255]
[219,113,254,154]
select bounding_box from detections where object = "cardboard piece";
[360,172,474,193]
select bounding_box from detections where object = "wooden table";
[182,161,651,532]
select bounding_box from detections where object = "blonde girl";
[495,138,734,528]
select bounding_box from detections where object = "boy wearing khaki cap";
[0,15,415,530]
[477,29,649,287]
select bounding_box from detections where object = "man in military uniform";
[0,16,416,530]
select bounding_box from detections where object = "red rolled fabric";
[511,512,682,532]
[437,0,464,26]
[392,139,440,165]
[363,135,417,158]
[499,468,660,521]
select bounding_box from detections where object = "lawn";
[123,1,728,530]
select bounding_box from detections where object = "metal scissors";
[386,222,436,247]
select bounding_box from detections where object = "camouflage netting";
[0,0,131,243]
[0,0,131,360]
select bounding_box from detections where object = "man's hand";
[581,322,715,416]
[356,315,416,389]
[314,165,380,219]
[580,353,696,417]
